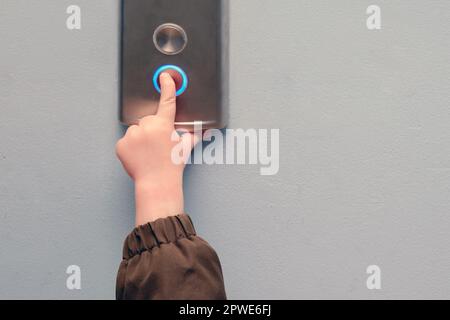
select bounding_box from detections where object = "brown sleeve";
[116,214,226,300]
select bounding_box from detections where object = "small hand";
[116,73,199,226]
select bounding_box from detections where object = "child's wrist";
[134,178,184,226]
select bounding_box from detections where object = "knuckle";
[160,96,176,106]
[115,138,126,155]
[142,124,155,135]
[126,125,142,141]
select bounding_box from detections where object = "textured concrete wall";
[0,0,449,299]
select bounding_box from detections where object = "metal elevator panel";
[120,0,229,131]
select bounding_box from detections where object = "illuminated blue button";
[152,64,188,96]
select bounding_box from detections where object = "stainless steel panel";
[120,0,229,130]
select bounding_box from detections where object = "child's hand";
[116,73,199,226]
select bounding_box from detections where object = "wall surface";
[1,0,450,299]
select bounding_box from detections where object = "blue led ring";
[152,64,188,96]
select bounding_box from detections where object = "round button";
[153,23,188,55]
[153,65,188,96]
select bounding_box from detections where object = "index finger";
[157,72,177,121]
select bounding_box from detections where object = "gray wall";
[1,0,449,299]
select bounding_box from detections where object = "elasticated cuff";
[122,214,197,260]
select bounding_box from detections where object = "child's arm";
[115,73,226,300]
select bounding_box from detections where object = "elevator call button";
[152,64,188,96]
